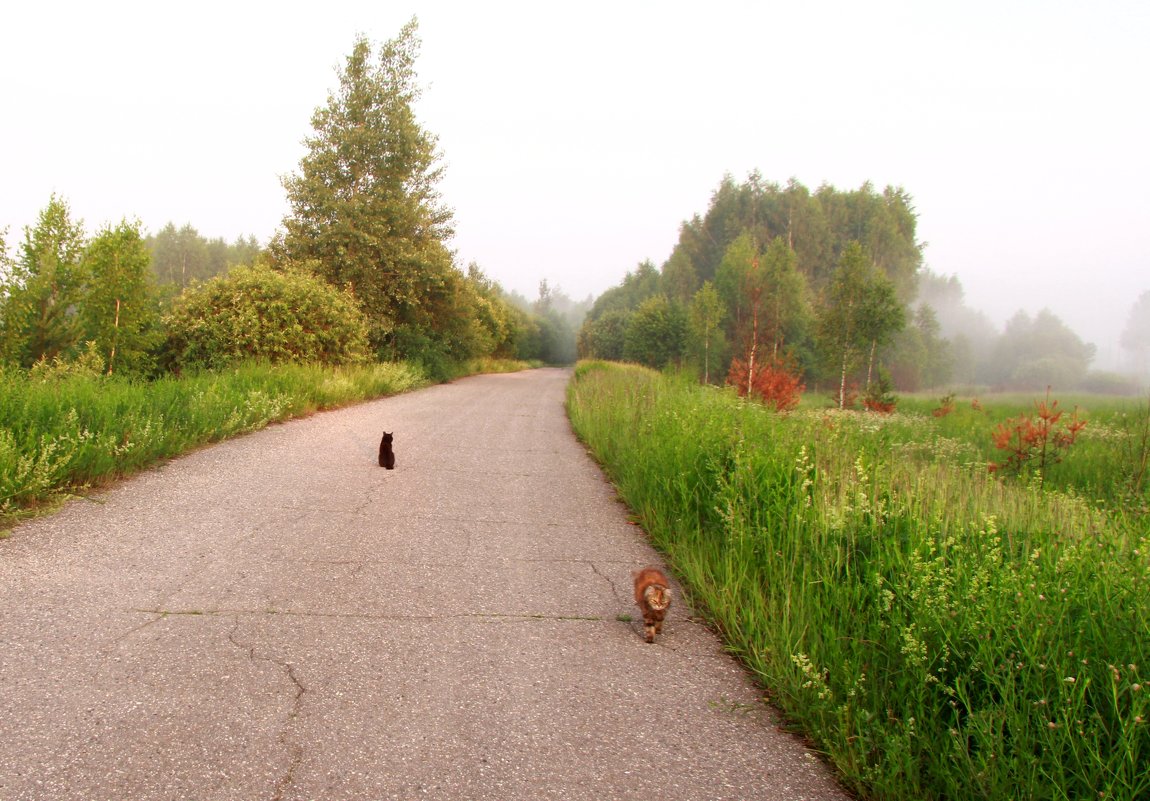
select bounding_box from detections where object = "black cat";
[378,431,395,469]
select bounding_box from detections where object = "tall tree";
[0,195,88,366]
[758,236,808,361]
[714,232,762,395]
[713,233,809,395]
[890,304,952,390]
[661,249,698,305]
[147,223,211,289]
[277,18,454,352]
[817,241,905,408]
[688,281,725,383]
[81,220,162,375]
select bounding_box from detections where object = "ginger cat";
[633,566,672,643]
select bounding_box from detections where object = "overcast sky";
[2,1,1147,368]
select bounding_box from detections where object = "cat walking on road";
[633,566,672,643]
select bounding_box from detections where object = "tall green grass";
[567,361,1149,801]
[0,360,427,521]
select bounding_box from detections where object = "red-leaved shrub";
[727,354,805,412]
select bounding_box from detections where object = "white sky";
[2,1,1147,367]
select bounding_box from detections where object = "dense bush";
[163,262,370,371]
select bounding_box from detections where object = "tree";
[817,242,906,408]
[890,304,952,390]
[0,227,13,361]
[147,225,260,290]
[714,232,763,396]
[277,19,454,353]
[688,281,726,383]
[623,295,686,368]
[578,308,629,361]
[715,233,807,397]
[989,309,1095,390]
[81,220,163,375]
[1121,290,1150,376]
[661,249,698,305]
[147,223,211,289]
[857,265,906,390]
[758,236,808,361]
[0,195,88,366]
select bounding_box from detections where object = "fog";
[1,1,1146,376]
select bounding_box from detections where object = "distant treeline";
[579,173,1139,396]
[145,223,261,290]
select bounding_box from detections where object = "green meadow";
[567,361,1148,801]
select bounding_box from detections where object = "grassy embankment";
[0,357,533,524]
[567,360,1148,801]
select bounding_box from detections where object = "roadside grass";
[0,360,437,523]
[567,361,1149,801]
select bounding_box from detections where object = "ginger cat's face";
[643,584,672,611]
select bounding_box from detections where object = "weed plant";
[0,360,427,520]
[567,361,1148,801]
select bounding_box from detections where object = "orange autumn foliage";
[989,389,1086,485]
[727,355,805,412]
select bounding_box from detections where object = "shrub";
[726,353,805,411]
[862,367,898,414]
[163,262,370,371]
[989,388,1087,485]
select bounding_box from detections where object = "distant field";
[567,361,1148,801]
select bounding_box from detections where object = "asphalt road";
[0,368,850,801]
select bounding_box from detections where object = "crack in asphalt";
[226,616,307,801]
[587,560,628,607]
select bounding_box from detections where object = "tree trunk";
[107,297,121,376]
[839,350,849,409]
[866,338,877,391]
[746,309,758,398]
[703,337,710,385]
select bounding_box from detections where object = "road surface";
[0,368,850,801]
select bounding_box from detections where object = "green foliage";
[0,360,427,520]
[622,295,686,368]
[145,222,260,290]
[80,219,163,376]
[673,173,921,298]
[0,195,88,366]
[890,305,952,391]
[277,19,454,353]
[568,363,1148,801]
[687,281,726,383]
[162,262,371,370]
[581,173,919,393]
[818,242,905,408]
[989,309,1096,391]
[584,260,661,322]
[578,308,629,361]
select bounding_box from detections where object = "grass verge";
[567,361,1148,801]
[0,360,432,524]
